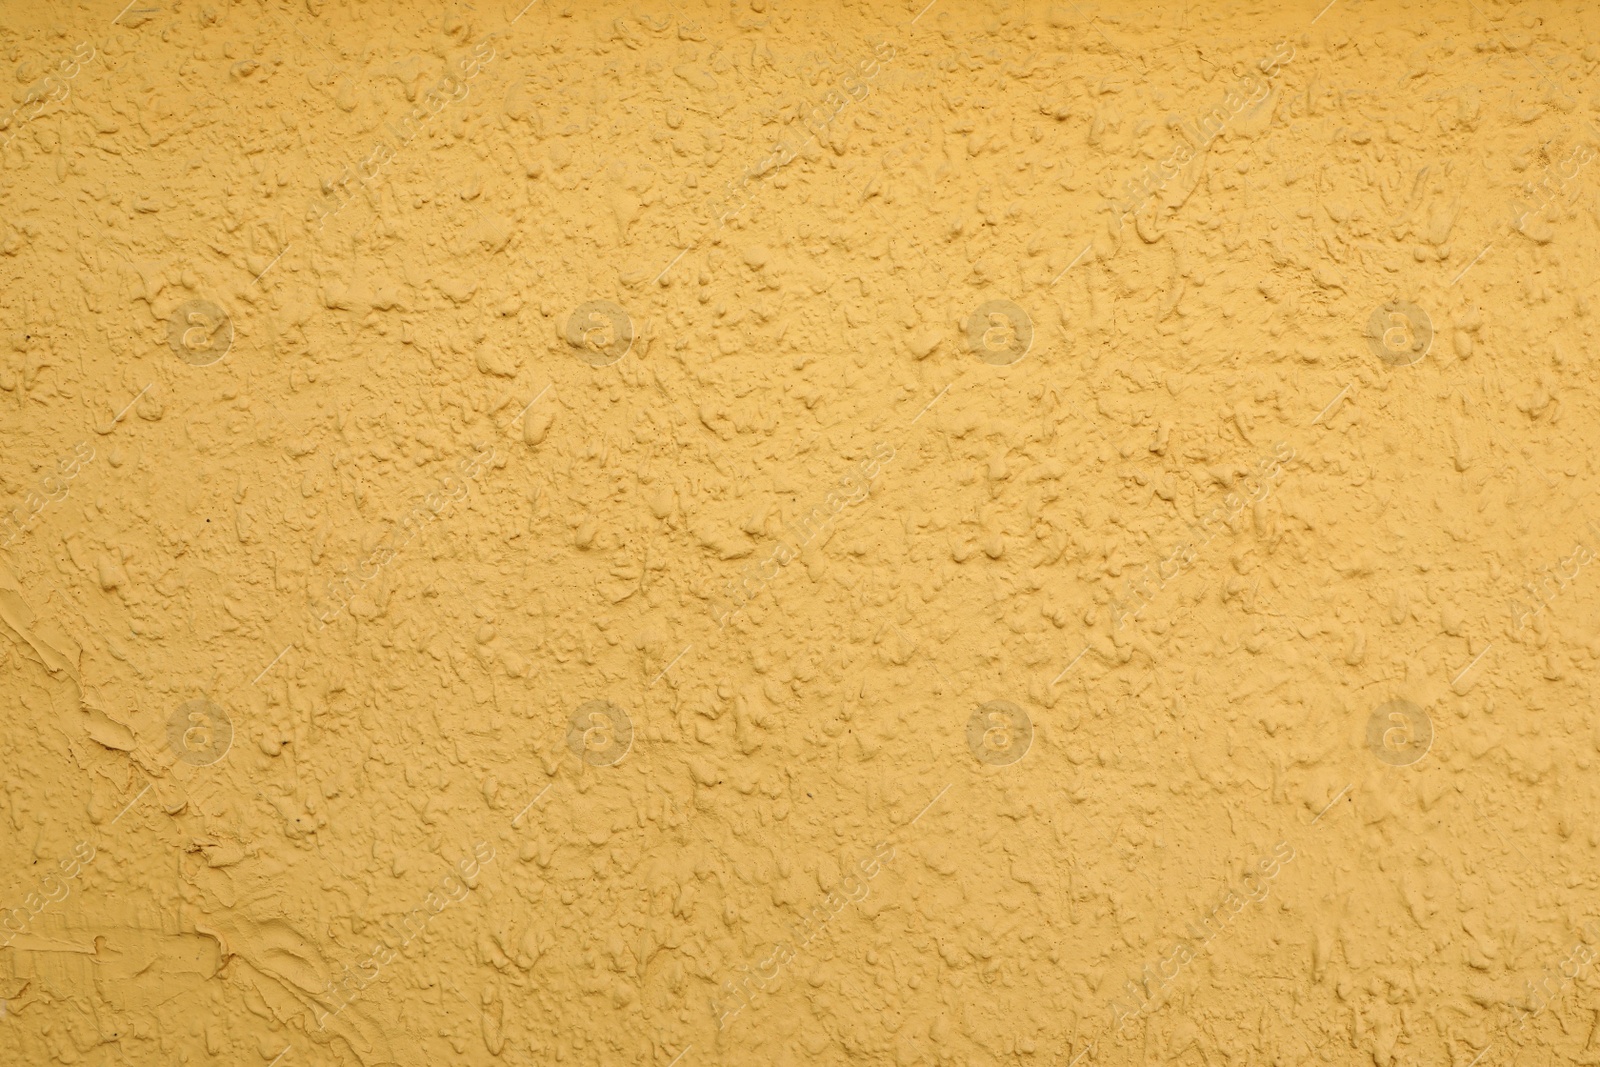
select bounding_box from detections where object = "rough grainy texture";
[2,0,1600,1064]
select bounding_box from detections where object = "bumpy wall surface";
[1,0,1598,1064]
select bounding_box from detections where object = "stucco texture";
[2,1,1599,1065]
